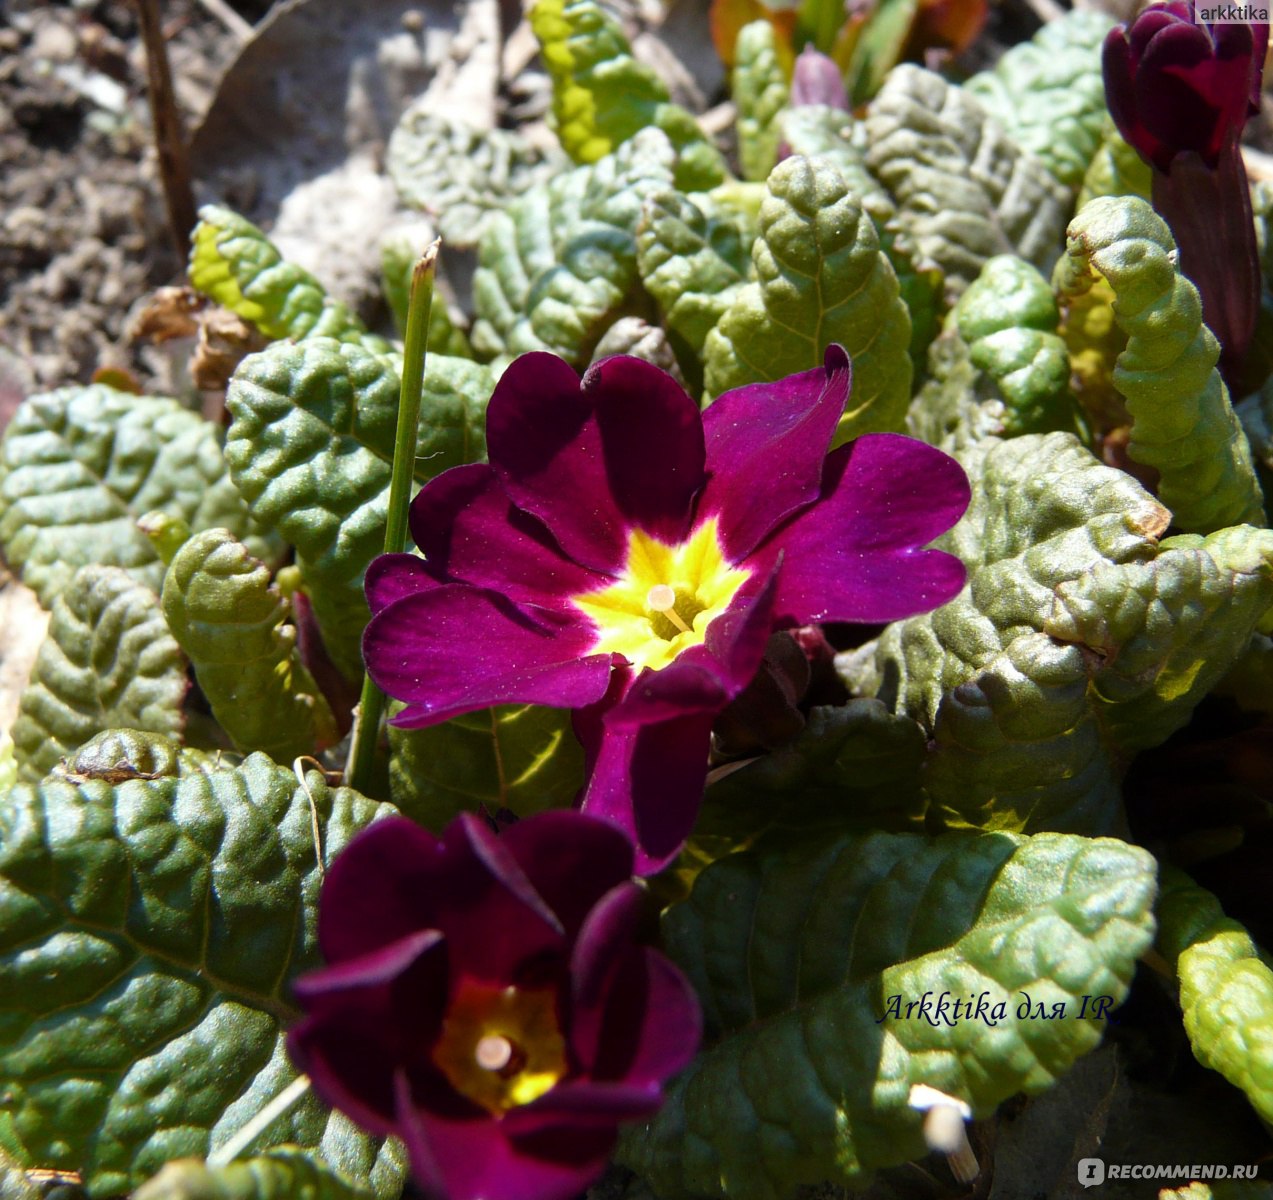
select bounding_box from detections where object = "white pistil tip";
[646,584,677,612]
[475,1034,514,1072]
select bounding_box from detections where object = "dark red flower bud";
[790,46,850,110]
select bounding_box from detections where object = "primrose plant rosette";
[363,347,970,871]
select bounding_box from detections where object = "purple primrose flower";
[1103,3,1268,384]
[363,348,970,872]
[287,810,700,1200]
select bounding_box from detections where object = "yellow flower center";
[572,518,752,673]
[431,980,568,1114]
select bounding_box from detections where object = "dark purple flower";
[1103,4,1267,384]
[363,348,969,872]
[287,810,700,1200]
[1103,2,1266,172]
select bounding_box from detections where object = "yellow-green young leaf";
[865,66,1070,293]
[11,567,186,783]
[0,385,277,608]
[0,734,15,800]
[1077,119,1153,208]
[842,436,1273,834]
[1156,869,1273,1125]
[949,256,1085,438]
[225,339,493,680]
[734,22,788,183]
[472,130,678,368]
[1056,196,1265,533]
[387,107,565,251]
[388,704,585,831]
[964,10,1115,189]
[703,155,912,442]
[529,0,727,190]
[0,733,404,1197]
[189,207,391,353]
[635,188,751,358]
[135,1148,382,1200]
[620,829,1157,1198]
[160,529,335,761]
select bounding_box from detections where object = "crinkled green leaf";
[160,529,335,762]
[907,328,1011,452]
[734,22,788,183]
[0,735,15,802]
[1216,632,1273,716]
[636,188,751,358]
[0,385,277,608]
[388,704,584,831]
[11,567,186,783]
[0,732,405,1197]
[529,0,727,190]
[135,1148,378,1200]
[697,701,927,844]
[964,10,1115,189]
[1156,869,1273,1125]
[379,234,472,359]
[864,66,1070,292]
[189,207,391,354]
[472,130,678,367]
[387,109,565,250]
[225,339,492,679]
[843,435,1273,833]
[620,829,1157,1198]
[776,106,944,371]
[703,155,912,441]
[1076,119,1152,208]
[951,256,1083,438]
[1056,196,1265,532]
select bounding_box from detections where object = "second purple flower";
[364,348,970,872]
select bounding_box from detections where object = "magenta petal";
[581,707,717,874]
[364,583,613,724]
[570,884,646,1031]
[762,433,970,624]
[501,1081,663,1134]
[408,463,605,609]
[700,346,851,560]
[396,1092,615,1200]
[486,353,704,571]
[498,813,635,940]
[365,553,441,614]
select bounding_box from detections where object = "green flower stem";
[346,241,439,794]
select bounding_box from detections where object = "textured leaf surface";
[225,339,493,678]
[951,256,1082,437]
[0,733,404,1197]
[703,155,912,441]
[472,130,678,367]
[864,66,1070,292]
[621,829,1157,1198]
[0,386,275,608]
[1156,869,1273,1124]
[636,188,751,358]
[842,435,1273,833]
[387,110,564,250]
[964,10,1114,189]
[135,1148,378,1200]
[1056,196,1265,533]
[1077,121,1152,208]
[388,704,584,830]
[697,701,927,843]
[189,208,390,353]
[11,567,186,783]
[734,22,788,183]
[529,0,726,189]
[161,529,335,761]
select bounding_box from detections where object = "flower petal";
[501,1080,664,1134]
[365,553,440,614]
[761,433,970,624]
[407,463,605,609]
[699,345,851,560]
[579,704,718,875]
[485,352,705,572]
[364,583,614,724]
